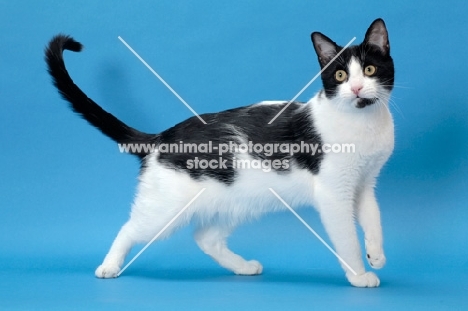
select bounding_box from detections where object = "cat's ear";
[364,18,390,55]
[311,32,339,67]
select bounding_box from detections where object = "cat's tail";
[45,34,156,158]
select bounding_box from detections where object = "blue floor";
[2,266,466,310]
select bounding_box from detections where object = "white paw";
[366,252,386,269]
[95,264,120,279]
[234,260,263,276]
[347,271,380,288]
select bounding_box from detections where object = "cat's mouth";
[356,98,378,108]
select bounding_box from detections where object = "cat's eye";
[335,70,347,82]
[364,65,377,76]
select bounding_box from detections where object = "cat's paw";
[347,271,380,288]
[234,260,263,276]
[95,264,120,279]
[366,252,386,269]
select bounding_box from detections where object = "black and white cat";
[46,18,394,287]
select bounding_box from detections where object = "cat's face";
[311,19,394,110]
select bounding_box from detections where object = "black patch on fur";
[357,98,378,108]
[157,102,324,185]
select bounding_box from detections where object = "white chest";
[310,97,394,178]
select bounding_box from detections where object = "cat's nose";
[351,86,363,95]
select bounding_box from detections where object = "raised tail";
[45,34,156,158]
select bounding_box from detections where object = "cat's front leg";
[315,183,380,287]
[356,184,386,269]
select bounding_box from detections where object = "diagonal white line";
[268,37,356,124]
[268,188,358,276]
[117,188,206,277]
[118,36,207,125]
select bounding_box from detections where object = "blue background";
[1,0,467,309]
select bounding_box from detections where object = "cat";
[45,18,394,288]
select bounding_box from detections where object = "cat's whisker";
[376,92,404,119]
[378,100,391,118]
[381,85,411,89]
[387,99,405,119]
[378,78,411,90]
[390,102,404,119]
[337,98,348,113]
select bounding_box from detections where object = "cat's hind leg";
[95,220,137,278]
[95,200,192,279]
[95,156,201,278]
[194,225,263,275]
[95,184,195,278]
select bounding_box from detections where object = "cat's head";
[311,18,394,109]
